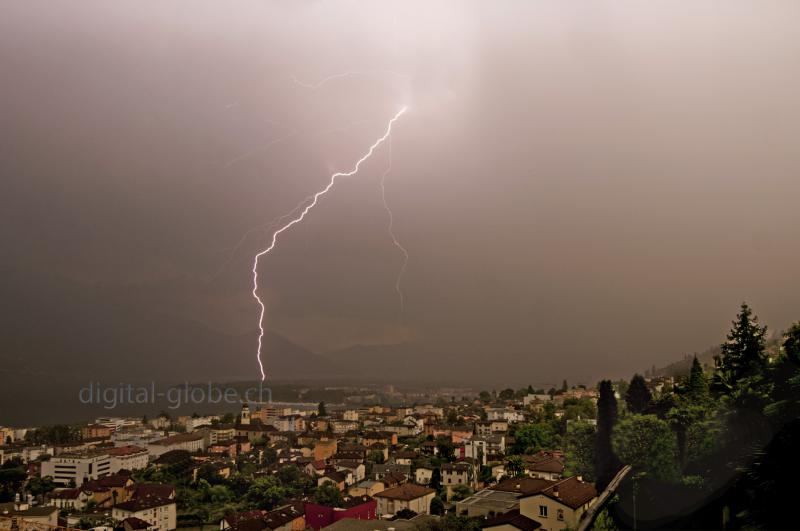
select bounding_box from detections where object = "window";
[539,505,548,518]
[557,509,564,521]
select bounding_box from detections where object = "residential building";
[108,445,149,473]
[313,439,338,461]
[41,451,112,485]
[82,424,113,439]
[147,432,207,458]
[348,480,384,498]
[415,466,433,486]
[0,502,58,529]
[518,477,597,531]
[374,483,436,516]
[456,477,560,518]
[524,452,565,481]
[442,462,474,487]
[49,488,91,511]
[112,498,177,531]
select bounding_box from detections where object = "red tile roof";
[373,483,435,501]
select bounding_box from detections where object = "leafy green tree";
[511,423,559,454]
[595,380,621,490]
[666,404,707,471]
[277,465,312,493]
[563,397,597,420]
[612,414,678,481]
[206,484,234,504]
[450,484,473,501]
[505,455,526,477]
[445,408,459,425]
[542,401,556,421]
[499,388,515,401]
[369,450,385,464]
[713,302,767,394]
[314,481,343,507]
[685,416,724,468]
[565,420,596,481]
[246,476,287,509]
[26,475,55,497]
[436,437,455,461]
[625,374,652,414]
[478,391,491,403]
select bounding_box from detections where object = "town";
[1,376,632,531]
[3,304,800,530]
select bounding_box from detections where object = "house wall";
[110,451,149,473]
[376,493,434,516]
[415,469,433,485]
[112,503,176,531]
[41,454,112,485]
[520,495,589,531]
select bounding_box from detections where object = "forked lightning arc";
[252,107,408,381]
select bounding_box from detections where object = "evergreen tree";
[595,380,621,490]
[561,379,568,392]
[713,302,767,393]
[686,356,709,402]
[783,322,800,364]
[317,401,327,417]
[625,374,652,414]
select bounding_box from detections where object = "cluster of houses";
[0,387,607,531]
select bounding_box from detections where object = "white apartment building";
[147,432,207,458]
[113,498,177,531]
[41,452,112,485]
[107,445,149,472]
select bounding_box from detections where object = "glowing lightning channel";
[252,107,408,381]
[379,134,409,316]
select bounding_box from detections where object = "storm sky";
[3,1,800,386]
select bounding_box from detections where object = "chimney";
[552,485,559,497]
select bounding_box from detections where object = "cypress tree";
[595,380,621,490]
[625,374,652,414]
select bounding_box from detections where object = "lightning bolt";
[379,135,409,316]
[252,107,408,381]
[210,121,374,282]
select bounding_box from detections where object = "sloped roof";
[481,509,541,530]
[373,483,434,501]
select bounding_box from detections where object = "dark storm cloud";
[2,0,800,386]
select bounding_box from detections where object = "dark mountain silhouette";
[0,265,340,423]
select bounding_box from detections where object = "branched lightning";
[209,194,314,281]
[252,107,408,381]
[290,70,409,91]
[379,135,409,316]
[224,129,298,169]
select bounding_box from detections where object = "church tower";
[241,402,250,425]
